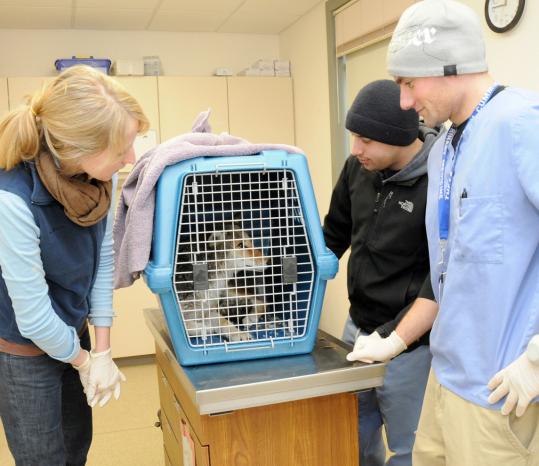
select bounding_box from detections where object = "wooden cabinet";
[87,192,158,359]
[109,174,158,358]
[158,366,210,466]
[0,78,8,118]
[145,309,385,466]
[115,75,161,144]
[157,76,229,142]
[158,76,296,145]
[113,77,160,173]
[6,77,160,141]
[156,360,360,466]
[100,76,162,358]
[2,74,296,358]
[227,76,295,145]
[7,77,54,110]
[4,76,161,358]
[110,285,158,359]
[4,75,295,144]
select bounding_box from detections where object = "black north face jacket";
[323,125,441,346]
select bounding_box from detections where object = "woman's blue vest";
[0,162,106,344]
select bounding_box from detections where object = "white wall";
[0,29,279,76]
[467,0,539,91]
[279,3,332,214]
[280,3,351,339]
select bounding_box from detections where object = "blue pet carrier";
[144,150,338,365]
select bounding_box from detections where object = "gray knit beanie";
[387,0,488,78]
[345,80,419,147]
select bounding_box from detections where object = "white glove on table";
[487,350,539,417]
[86,348,126,408]
[346,331,407,363]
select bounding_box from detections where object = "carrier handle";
[224,340,275,352]
[214,162,267,172]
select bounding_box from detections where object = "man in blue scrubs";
[378,0,539,464]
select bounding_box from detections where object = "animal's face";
[209,223,268,272]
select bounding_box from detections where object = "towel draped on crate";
[113,110,302,289]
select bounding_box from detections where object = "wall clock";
[485,0,525,33]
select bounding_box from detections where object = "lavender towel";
[113,110,303,288]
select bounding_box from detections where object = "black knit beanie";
[345,79,419,146]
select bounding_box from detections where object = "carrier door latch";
[282,256,298,284]
[192,263,209,290]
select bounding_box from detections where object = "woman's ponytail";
[0,104,41,170]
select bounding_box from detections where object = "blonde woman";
[0,65,148,465]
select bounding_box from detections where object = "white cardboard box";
[274,59,291,70]
[237,67,275,76]
[251,59,274,70]
[112,59,144,76]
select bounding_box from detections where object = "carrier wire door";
[146,151,338,365]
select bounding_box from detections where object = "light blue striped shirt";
[0,176,117,362]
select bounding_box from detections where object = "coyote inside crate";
[175,221,268,342]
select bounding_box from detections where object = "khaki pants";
[413,370,539,466]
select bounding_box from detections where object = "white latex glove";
[346,331,407,363]
[487,352,539,417]
[346,331,382,360]
[72,350,91,393]
[86,348,126,408]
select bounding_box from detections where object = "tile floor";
[0,358,164,466]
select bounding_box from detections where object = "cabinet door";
[114,77,159,141]
[0,78,8,119]
[87,184,158,359]
[110,282,158,358]
[110,77,160,357]
[114,77,160,173]
[158,77,229,142]
[89,243,157,357]
[7,77,54,110]
[227,77,295,145]
[7,76,159,359]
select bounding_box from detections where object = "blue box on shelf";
[54,56,112,75]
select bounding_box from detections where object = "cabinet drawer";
[158,368,210,466]
[162,410,182,466]
[158,368,185,442]
[156,346,208,443]
[164,445,173,466]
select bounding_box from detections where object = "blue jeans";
[343,316,432,466]
[0,331,92,466]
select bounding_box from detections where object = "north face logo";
[398,200,414,213]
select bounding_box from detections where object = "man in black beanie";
[323,79,441,466]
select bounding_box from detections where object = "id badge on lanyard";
[437,83,499,300]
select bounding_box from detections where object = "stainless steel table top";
[145,308,385,415]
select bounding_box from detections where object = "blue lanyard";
[437,83,499,243]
